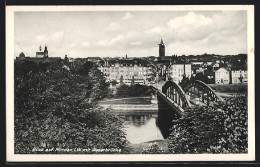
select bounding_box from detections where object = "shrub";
[115,84,154,97]
[168,95,247,153]
[141,143,165,154]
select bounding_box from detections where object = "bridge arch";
[183,80,224,105]
[161,81,191,109]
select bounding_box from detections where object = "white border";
[6,5,255,162]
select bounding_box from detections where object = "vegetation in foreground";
[168,95,248,153]
[14,60,131,154]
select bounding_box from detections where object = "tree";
[111,80,118,86]
[131,76,135,85]
[116,84,131,97]
[239,75,244,84]
[120,75,123,84]
[190,75,196,82]
[73,61,93,76]
[167,95,247,153]
[87,66,109,100]
[14,61,130,154]
[195,72,208,83]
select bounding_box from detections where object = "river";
[99,96,165,144]
[120,112,164,144]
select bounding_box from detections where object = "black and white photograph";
[6,5,255,161]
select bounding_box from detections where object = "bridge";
[156,80,224,138]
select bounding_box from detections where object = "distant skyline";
[14,10,247,58]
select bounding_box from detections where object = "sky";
[14,10,247,58]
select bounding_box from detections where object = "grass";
[208,83,247,93]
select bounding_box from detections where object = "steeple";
[160,39,164,45]
[43,44,48,58]
[158,39,165,58]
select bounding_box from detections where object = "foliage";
[168,95,248,153]
[131,76,135,85]
[116,84,131,97]
[195,72,208,83]
[141,143,165,154]
[116,84,154,97]
[87,66,109,100]
[14,60,130,154]
[72,61,93,76]
[210,84,247,93]
[120,75,123,84]
[111,80,118,86]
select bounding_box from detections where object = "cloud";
[105,22,121,31]
[35,34,47,43]
[82,41,90,47]
[96,35,124,47]
[70,42,77,47]
[51,32,64,41]
[145,27,163,34]
[168,12,212,30]
[16,11,247,58]
[122,12,134,20]
[129,41,142,46]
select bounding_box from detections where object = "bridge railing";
[182,80,224,105]
[161,81,191,109]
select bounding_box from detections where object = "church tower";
[158,39,165,58]
[43,45,48,58]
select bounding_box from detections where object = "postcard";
[6,5,255,162]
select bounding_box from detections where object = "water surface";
[120,112,164,144]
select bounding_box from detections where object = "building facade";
[215,68,230,84]
[231,70,248,84]
[167,64,192,83]
[98,58,152,85]
[36,45,48,58]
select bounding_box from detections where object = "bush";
[168,95,247,153]
[116,84,154,97]
[141,143,165,154]
[111,80,118,86]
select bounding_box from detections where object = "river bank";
[98,96,169,153]
[98,96,158,111]
[129,139,169,154]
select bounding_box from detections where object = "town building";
[158,39,165,58]
[98,58,152,85]
[167,63,192,83]
[36,45,48,58]
[215,68,230,84]
[15,45,61,63]
[15,52,27,60]
[231,70,248,84]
